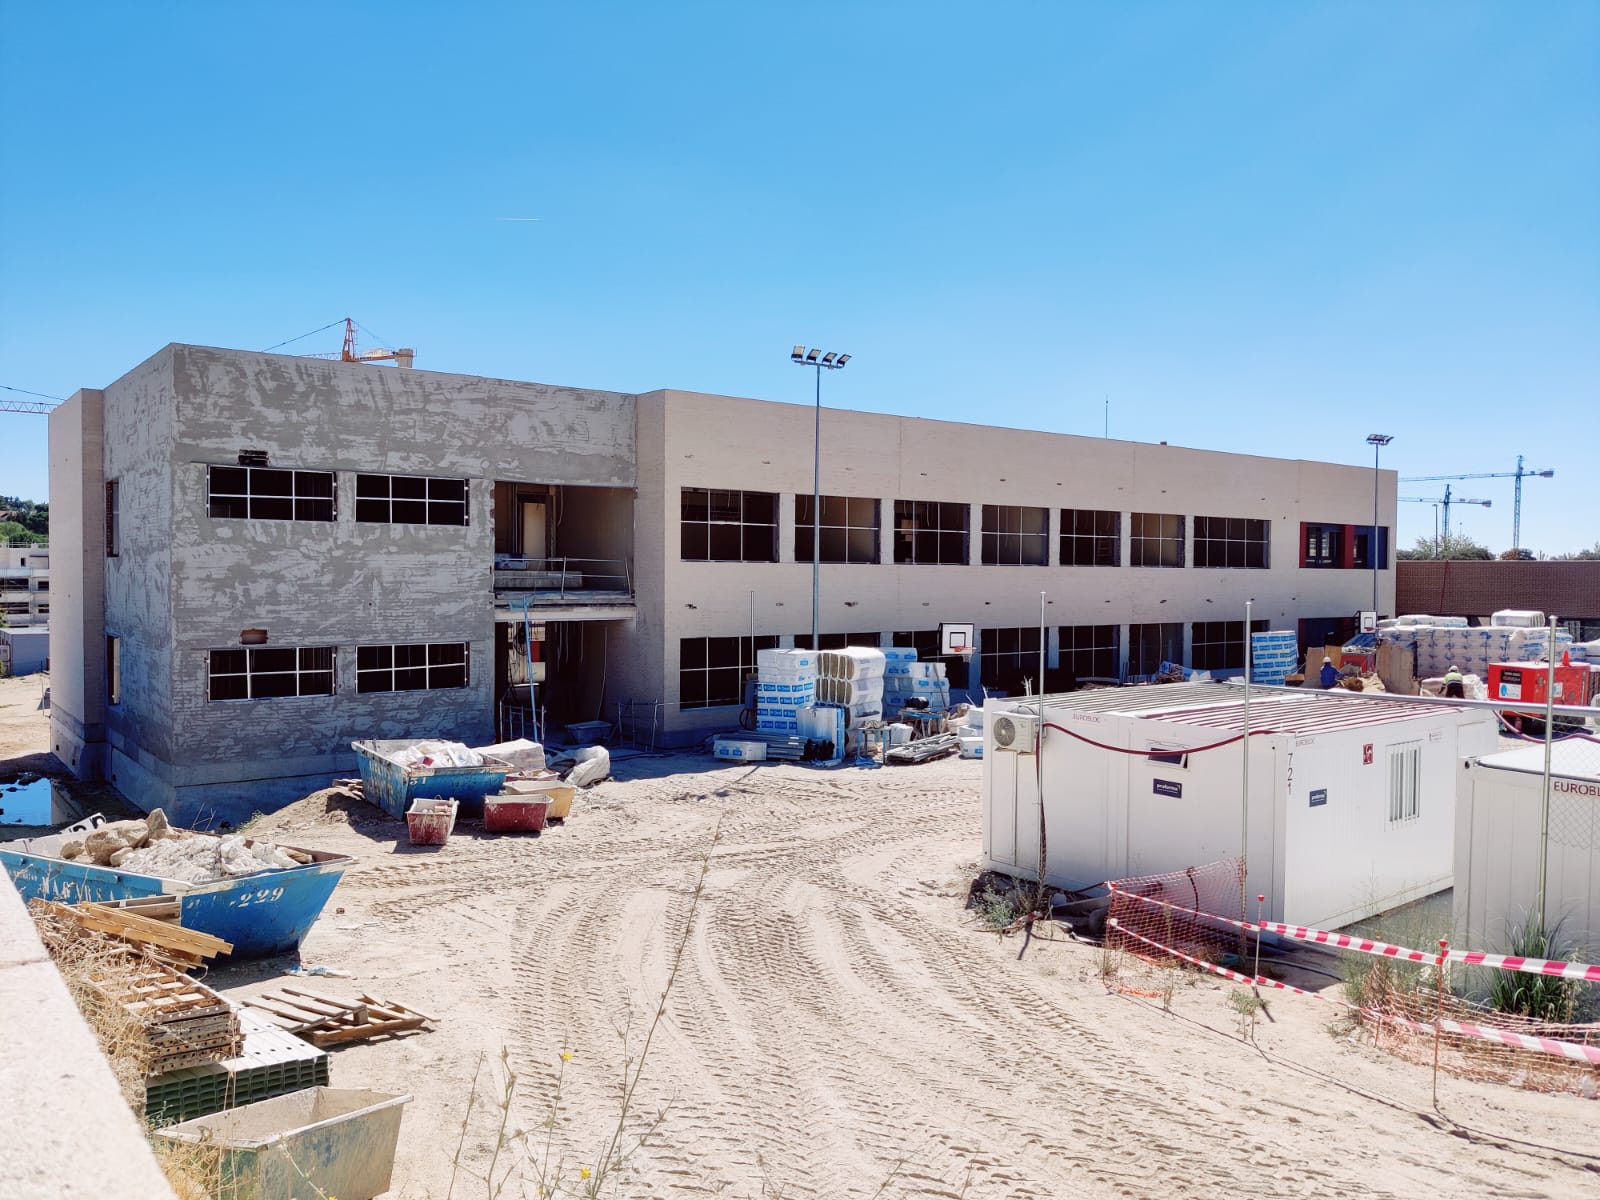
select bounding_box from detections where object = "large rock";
[82,820,151,866]
[145,809,172,841]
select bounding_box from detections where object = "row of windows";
[682,491,1362,570]
[678,619,1281,709]
[204,642,469,702]
[203,468,469,527]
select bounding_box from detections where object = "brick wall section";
[1396,561,1600,620]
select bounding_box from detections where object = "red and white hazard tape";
[1109,920,1600,1066]
[1258,921,1600,984]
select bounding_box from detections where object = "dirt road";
[219,754,1600,1200]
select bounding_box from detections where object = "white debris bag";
[565,746,611,788]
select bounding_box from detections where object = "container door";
[988,751,1019,870]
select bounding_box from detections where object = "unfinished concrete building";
[50,344,1395,820]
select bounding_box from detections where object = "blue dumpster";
[1,828,351,958]
[351,740,511,819]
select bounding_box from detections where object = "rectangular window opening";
[893,500,969,565]
[354,474,469,526]
[680,488,778,562]
[1194,515,1269,569]
[1060,508,1120,567]
[1130,512,1184,568]
[981,504,1049,566]
[1388,741,1421,822]
[795,495,880,564]
[207,465,337,522]
[677,634,780,708]
[356,641,470,693]
[207,646,338,701]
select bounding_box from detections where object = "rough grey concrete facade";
[56,345,637,822]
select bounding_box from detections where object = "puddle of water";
[0,778,54,825]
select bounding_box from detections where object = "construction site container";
[982,682,1500,929]
[484,794,550,833]
[0,830,351,957]
[154,1087,411,1200]
[1455,744,1600,961]
[405,798,458,846]
[352,739,511,819]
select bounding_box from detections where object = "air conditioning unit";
[991,711,1039,754]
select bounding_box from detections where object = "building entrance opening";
[496,620,615,743]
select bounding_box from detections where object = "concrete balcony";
[492,556,635,622]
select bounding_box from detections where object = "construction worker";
[1443,664,1465,699]
[1319,656,1338,689]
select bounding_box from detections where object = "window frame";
[105,480,119,557]
[206,465,337,523]
[794,494,880,564]
[1190,619,1270,672]
[1387,741,1422,823]
[893,499,970,565]
[980,504,1050,566]
[1129,512,1185,568]
[206,646,337,701]
[1193,516,1269,569]
[355,641,470,693]
[977,625,1044,688]
[354,473,469,527]
[1058,623,1120,680]
[106,635,121,706]
[677,634,780,710]
[1128,621,1185,678]
[679,488,778,563]
[1060,508,1120,567]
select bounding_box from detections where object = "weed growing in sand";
[1228,988,1266,1041]
[972,887,1018,932]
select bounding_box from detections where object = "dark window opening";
[1194,516,1269,569]
[1060,509,1120,567]
[1059,624,1120,680]
[795,495,879,564]
[207,646,336,700]
[355,474,468,526]
[1130,513,1184,568]
[678,634,780,708]
[981,505,1049,566]
[1128,622,1184,677]
[207,466,336,522]
[681,488,778,562]
[893,500,969,565]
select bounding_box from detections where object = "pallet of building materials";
[146,1007,331,1128]
[248,986,434,1047]
[97,894,182,923]
[885,733,961,766]
[35,899,232,968]
[92,960,242,1074]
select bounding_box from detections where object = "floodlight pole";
[790,347,850,651]
[1367,435,1392,618]
[1241,597,1252,928]
[1538,613,1559,927]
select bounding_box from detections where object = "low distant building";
[1397,560,1600,640]
[0,543,48,675]
[1,628,49,676]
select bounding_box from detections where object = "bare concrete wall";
[46,388,107,776]
[86,344,640,819]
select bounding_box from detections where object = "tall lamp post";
[1366,434,1393,617]
[790,347,851,651]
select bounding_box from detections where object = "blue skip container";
[351,740,511,819]
[0,825,351,959]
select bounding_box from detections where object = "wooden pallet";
[247,987,434,1047]
[96,962,234,1023]
[39,900,232,967]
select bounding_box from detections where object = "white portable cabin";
[1455,744,1600,961]
[983,682,1500,929]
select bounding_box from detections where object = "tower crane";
[1401,456,1554,556]
[1398,484,1491,552]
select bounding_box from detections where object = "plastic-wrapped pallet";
[883,647,918,677]
[1250,631,1298,686]
[1491,610,1545,628]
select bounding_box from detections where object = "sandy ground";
[3,681,1596,1198]
[0,672,54,774]
[201,754,1599,1200]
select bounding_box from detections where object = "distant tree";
[1499,548,1536,561]
[1552,542,1600,561]
[0,496,47,542]
[0,519,43,546]
[1400,533,1493,561]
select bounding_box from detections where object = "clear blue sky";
[2,2,1595,554]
